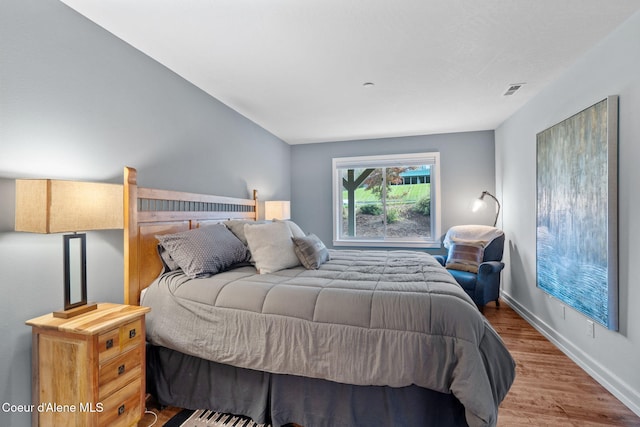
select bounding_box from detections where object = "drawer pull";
[129,329,136,339]
[118,364,126,375]
[106,339,114,350]
[118,404,125,416]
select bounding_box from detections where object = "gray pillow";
[156,223,250,278]
[224,219,268,245]
[157,244,180,273]
[292,234,330,269]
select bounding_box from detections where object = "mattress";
[142,249,515,427]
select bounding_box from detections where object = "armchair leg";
[495,299,500,308]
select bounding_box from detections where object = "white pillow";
[274,219,306,238]
[244,221,301,274]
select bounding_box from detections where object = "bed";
[122,167,515,427]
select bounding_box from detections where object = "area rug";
[163,409,271,427]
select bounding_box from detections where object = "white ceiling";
[59,0,640,145]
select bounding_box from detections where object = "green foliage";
[412,195,431,216]
[386,208,400,223]
[357,204,401,223]
[342,183,429,203]
[359,204,382,215]
[362,167,409,199]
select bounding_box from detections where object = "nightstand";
[26,303,151,427]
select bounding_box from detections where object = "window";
[332,152,441,248]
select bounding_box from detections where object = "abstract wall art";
[536,95,618,330]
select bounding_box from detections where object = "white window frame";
[332,152,441,248]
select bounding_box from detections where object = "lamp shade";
[15,179,123,233]
[470,190,500,227]
[471,198,487,213]
[264,200,291,220]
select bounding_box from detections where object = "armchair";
[433,225,505,311]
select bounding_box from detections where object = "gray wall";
[0,1,290,426]
[495,10,640,415]
[291,131,498,251]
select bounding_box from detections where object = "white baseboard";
[500,291,640,417]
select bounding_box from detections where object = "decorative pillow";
[274,219,306,238]
[244,221,301,274]
[157,244,180,273]
[445,239,485,273]
[156,223,251,279]
[223,219,268,245]
[292,234,330,269]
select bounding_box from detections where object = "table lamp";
[15,179,123,318]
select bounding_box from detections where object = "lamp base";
[53,302,98,319]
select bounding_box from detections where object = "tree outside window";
[332,153,440,248]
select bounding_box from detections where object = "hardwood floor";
[138,301,640,427]
[484,302,640,427]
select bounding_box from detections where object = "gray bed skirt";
[147,344,469,427]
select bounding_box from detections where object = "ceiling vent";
[504,83,525,96]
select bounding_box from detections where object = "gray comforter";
[142,250,515,427]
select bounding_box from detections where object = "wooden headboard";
[123,167,258,305]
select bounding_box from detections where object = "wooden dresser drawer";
[98,379,142,427]
[120,318,143,351]
[99,327,121,362]
[99,345,143,400]
[98,317,143,363]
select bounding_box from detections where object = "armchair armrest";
[477,261,505,277]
